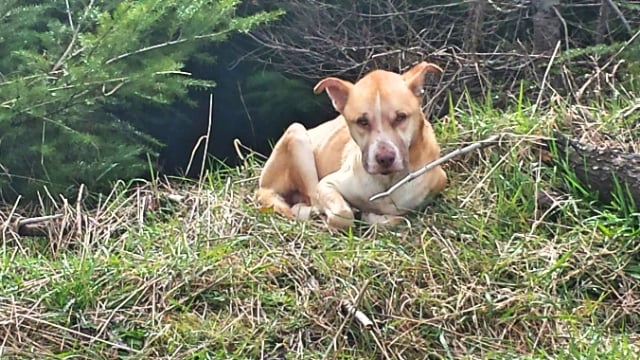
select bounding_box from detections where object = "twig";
[17,214,63,226]
[199,94,214,182]
[76,184,84,238]
[604,0,632,34]
[533,40,561,114]
[551,6,569,52]
[340,300,373,330]
[11,311,140,354]
[233,138,268,162]
[340,299,394,360]
[51,0,95,73]
[323,279,371,360]
[237,82,257,148]
[577,28,640,101]
[64,0,75,32]
[185,135,206,176]
[3,214,65,238]
[105,31,230,65]
[369,134,504,201]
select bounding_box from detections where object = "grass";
[1,94,640,359]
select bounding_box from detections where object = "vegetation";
[246,0,640,116]
[1,0,639,358]
[2,89,639,358]
[0,0,279,200]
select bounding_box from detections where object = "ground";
[1,95,639,359]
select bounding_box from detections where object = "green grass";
[1,94,640,359]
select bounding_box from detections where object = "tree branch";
[604,0,632,34]
[369,133,505,201]
[105,31,230,65]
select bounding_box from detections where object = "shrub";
[0,0,280,201]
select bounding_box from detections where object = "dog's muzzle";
[364,140,405,175]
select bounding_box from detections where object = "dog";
[256,62,447,228]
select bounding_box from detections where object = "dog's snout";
[375,150,396,168]
[364,139,405,175]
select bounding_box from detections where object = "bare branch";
[604,0,632,34]
[240,0,640,114]
[369,133,505,201]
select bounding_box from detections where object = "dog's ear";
[402,62,443,97]
[313,77,353,113]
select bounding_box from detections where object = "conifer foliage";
[0,0,279,200]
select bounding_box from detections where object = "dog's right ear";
[313,78,353,113]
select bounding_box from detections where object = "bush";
[0,0,280,201]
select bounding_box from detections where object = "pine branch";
[104,30,231,65]
[51,0,95,73]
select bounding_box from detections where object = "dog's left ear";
[313,77,353,113]
[402,62,443,97]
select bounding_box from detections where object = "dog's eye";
[394,112,408,124]
[356,116,369,127]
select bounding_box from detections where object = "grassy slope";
[1,96,640,359]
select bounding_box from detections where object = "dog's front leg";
[315,174,355,229]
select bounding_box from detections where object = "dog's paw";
[325,207,355,229]
[362,213,408,227]
[291,203,316,220]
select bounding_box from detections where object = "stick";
[369,134,504,201]
[533,40,561,115]
[17,214,63,226]
[340,300,373,330]
[323,280,371,360]
[199,93,214,182]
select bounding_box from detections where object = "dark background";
[153,37,336,176]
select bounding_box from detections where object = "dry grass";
[1,95,640,359]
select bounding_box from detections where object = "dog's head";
[313,62,442,175]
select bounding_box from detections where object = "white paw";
[362,213,407,227]
[325,207,355,229]
[291,203,316,220]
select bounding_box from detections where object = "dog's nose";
[375,151,396,168]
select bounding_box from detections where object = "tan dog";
[256,62,447,228]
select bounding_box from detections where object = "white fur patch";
[374,90,382,123]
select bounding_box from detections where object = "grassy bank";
[1,96,639,359]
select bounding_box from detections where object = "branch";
[51,0,95,73]
[14,214,64,237]
[369,133,505,201]
[604,0,632,34]
[576,27,640,101]
[104,31,230,65]
[544,131,640,207]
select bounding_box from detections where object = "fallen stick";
[16,214,64,237]
[369,133,505,201]
[340,300,373,330]
[18,214,63,226]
